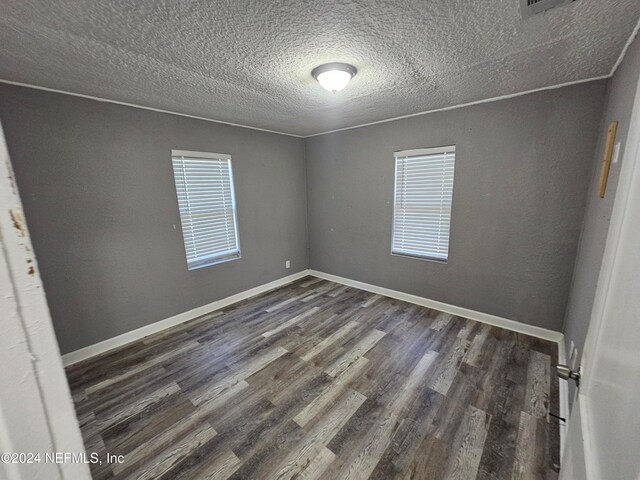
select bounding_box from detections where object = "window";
[392,146,455,262]
[171,150,241,270]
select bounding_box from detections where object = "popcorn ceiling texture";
[0,0,638,136]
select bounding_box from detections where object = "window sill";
[187,253,241,271]
[391,251,448,264]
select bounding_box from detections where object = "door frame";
[0,120,90,479]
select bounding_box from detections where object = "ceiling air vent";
[521,0,576,18]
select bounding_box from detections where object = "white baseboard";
[308,270,564,343]
[62,269,311,366]
[558,338,569,461]
[64,267,564,368]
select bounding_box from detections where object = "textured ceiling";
[0,0,639,136]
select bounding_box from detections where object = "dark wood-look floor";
[66,277,560,480]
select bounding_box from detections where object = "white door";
[559,66,640,479]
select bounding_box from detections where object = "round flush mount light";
[311,62,357,93]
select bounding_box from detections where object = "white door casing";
[0,120,91,479]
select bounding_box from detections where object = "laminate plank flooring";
[66,277,560,479]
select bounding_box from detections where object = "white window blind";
[392,146,455,262]
[171,150,241,270]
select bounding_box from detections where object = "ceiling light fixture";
[311,63,357,93]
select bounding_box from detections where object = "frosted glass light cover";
[316,70,353,93]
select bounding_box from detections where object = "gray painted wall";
[0,84,308,354]
[305,81,607,331]
[563,35,640,402]
[0,76,615,355]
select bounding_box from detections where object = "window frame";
[171,149,241,271]
[391,145,456,264]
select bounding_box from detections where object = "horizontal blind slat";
[186,240,239,256]
[181,220,235,233]
[183,228,236,243]
[394,232,450,241]
[393,238,449,249]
